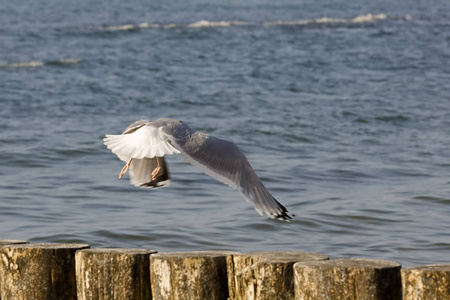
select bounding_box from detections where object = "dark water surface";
[1,0,450,267]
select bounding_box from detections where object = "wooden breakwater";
[0,239,449,300]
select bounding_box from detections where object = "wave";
[99,20,246,31]
[100,22,186,31]
[97,13,411,32]
[187,20,247,28]
[263,13,396,27]
[0,61,44,68]
[101,23,153,31]
[0,58,81,68]
[47,58,82,65]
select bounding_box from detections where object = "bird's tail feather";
[130,157,170,189]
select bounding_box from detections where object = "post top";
[294,257,401,269]
[151,250,238,258]
[78,248,157,255]
[402,264,450,272]
[0,243,90,250]
[0,240,28,246]
[236,251,329,262]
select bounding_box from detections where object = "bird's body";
[103,118,294,221]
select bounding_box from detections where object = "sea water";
[1,0,449,267]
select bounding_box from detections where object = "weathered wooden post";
[76,248,157,300]
[401,264,450,299]
[0,240,28,300]
[150,251,236,300]
[227,251,329,300]
[294,258,402,300]
[0,243,89,300]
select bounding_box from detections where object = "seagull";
[103,118,294,221]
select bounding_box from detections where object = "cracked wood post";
[76,248,157,300]
[294,258,402,300]
[150,251,236,300]
[227,251,329,300]
[401,264,450,299]
[0,243,89,300]
[0,240,28,300]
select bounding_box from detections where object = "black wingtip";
[275,210,295,222]
[272,202,295,222]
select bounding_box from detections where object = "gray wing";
[175,132,294,221]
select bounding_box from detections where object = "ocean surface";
[1,0,449,267]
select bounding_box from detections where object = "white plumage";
[105,125,180,159]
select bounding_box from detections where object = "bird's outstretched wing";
[173,132,294,221]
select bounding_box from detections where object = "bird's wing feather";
[174,133,294,221]
[103,124,180,160]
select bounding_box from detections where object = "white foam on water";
[49,58,81,64]
[0,58,81,68]
[350,13,387,23]
[263,13,397,27]
[187,20,243,28]
[138,22,160,29]
[104,24,136,31]
[263,20,312,26]
[163,23,177,29]
[315,17,347,24]
[188,20,230,28]
[100,20,247,32]
[0,61,44,68]
[101,22,162,31]
[96,13,410,33]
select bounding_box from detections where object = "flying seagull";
[103,118,294,221]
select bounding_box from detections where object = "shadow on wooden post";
[227,251,329,300]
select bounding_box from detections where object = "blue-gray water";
[1,0,449,267]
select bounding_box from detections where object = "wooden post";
[294,258,402,300]
[227,251,329,300]
[150,251,236,300]
[401,264,450,299]
[76,248,157,300]
[0,240,28,300]
[0,243,89,300]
